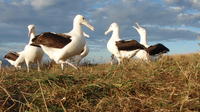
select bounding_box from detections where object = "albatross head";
[28,24,35,37]
[74,15,95,31]
[104,22,119,35]
[132,23,146,35]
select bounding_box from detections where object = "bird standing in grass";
[133,23,169,61]
[105,22,146,64]
[32,15,94,70]
[14,24,44,72]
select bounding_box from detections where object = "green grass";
[0,54,200,112]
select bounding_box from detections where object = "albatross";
[105,22,145,64]
[32,14,94,70]
[13,24,44,72]
[133,23,169,61]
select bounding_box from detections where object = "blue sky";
[0,0,200,63]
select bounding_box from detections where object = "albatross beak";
[132,26,138,30]
[132,23,141,31]
[82,20,95,31]
[104,30,109,35]
[136,22,140,28]
[104,27,112,35]
[83,32,90,38]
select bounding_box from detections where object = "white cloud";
[30,0,57,10]
[122,0,136,3]
[189,0,200,9]
[169,6,183,12]
[165,0,180,4]
[10,0,57,10]
[165,0,200,10]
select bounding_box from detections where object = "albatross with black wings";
[30,15,95,70]
[105,22,145,64]
[133,23,170,61]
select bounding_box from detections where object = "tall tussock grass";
[0,53,199,112]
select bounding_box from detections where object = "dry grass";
[0,53,199,112]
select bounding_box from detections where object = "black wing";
[116,40,146,51]
[32,32,72,49]
[4,52,19,61]
[146,43,169,55]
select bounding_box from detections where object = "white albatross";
[4,51,23,69]
[32,15,94,70]
[133,23,170,61]
[105,22,146,64]
[14,24,44,72]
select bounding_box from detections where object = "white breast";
[23,45,44,62]
[107,40,119,56]
[134,50,149,60]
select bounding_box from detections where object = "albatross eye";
[83,17,85,20]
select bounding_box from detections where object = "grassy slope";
[0,54,199,112]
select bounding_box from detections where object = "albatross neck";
[139,32,148,46]
[111,28,121,41]
[29,31,36,44]
[71,21,83,35]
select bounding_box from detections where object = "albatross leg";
[110,54,114,65]
[116,57,122,65]
[61,63,64,71]
[58,60,78,70]
[37,60,41,72]
[64,61,78,70]
[25,61,30,72]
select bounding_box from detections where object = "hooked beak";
[132,26,138,30]
[83,32,90,38]
[135,22,141,28]
[132,22,141,31]
[82,20,95,31]
[85,35,90,38]
[104,27,112,35]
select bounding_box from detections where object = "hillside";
[0,54,199,112]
